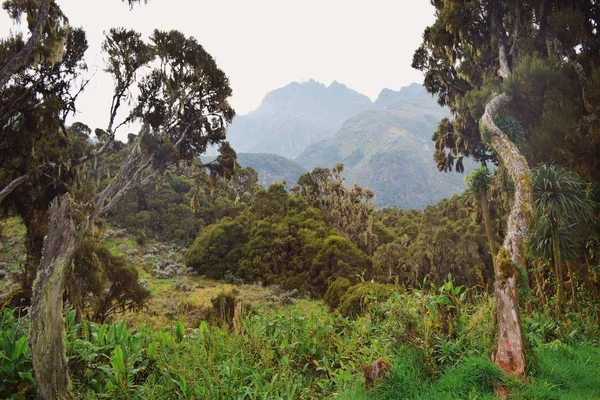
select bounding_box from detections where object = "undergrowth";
[1,290,599,399]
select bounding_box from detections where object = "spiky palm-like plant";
[531,163,594,313]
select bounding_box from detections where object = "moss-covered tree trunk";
[481,92,532,380]
[29,194,85,400]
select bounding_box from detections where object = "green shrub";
[310,235,373,297]
[185,216,249,279]
[338,283,396,318]
[324,277,351,310]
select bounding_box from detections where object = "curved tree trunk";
[481,92,532,380]
[29,195,83,400]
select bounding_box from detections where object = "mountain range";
[226,81,470,209]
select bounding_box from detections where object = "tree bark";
[0,0,52,87]
[565,260,577,310]
[481,92,532,380]
[571,61,591,114]
[29,194,82,400]
[533,262,546,305]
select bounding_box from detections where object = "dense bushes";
[324,277,352,309]
[109,162,259,244]
[373,196,494,289]
[186,184,374,296]
[336,283,396,318]
[185,216,250,279]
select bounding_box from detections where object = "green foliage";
[108,161,259,244]
[324,277,351,310]
[311,235,373,297]
[528,163,597,310]
[532,164,594,226]
[65,313,153,399]
[337,282,396,318]
[374,193,494,289]
[71,237,150,323]
[426,274,469,337]
[186,184,374,297]
[2,286,600,400]
[465,167,492,199]
[207,291,251,330]
[0,309,34,398]
[294,164,378,254]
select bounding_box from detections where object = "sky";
[1,0,435,138]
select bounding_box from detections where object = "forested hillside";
[1,1,599,399]
[296,84,468,208]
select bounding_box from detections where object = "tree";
[1,22,236,399]
[529,164,594,314]
[70,237,150,323]
[414,0,599,379]
[413,0,534,378]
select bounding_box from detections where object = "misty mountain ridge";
[224,80,470,209]
[227,80,373,158]
[295,87,470,209]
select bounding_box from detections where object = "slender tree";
[413,0,534,378]
[294,164,378,255]
[466,167,499,256]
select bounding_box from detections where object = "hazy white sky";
[1,0,434,136]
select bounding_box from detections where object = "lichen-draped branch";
[0,0,51,87]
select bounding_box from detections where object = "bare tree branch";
[0,174,28,205]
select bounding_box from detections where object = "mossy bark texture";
[481,92,532,380]
[29,195,80,400]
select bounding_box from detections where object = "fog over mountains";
[227,80,470,209]
[227,80,373,158]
